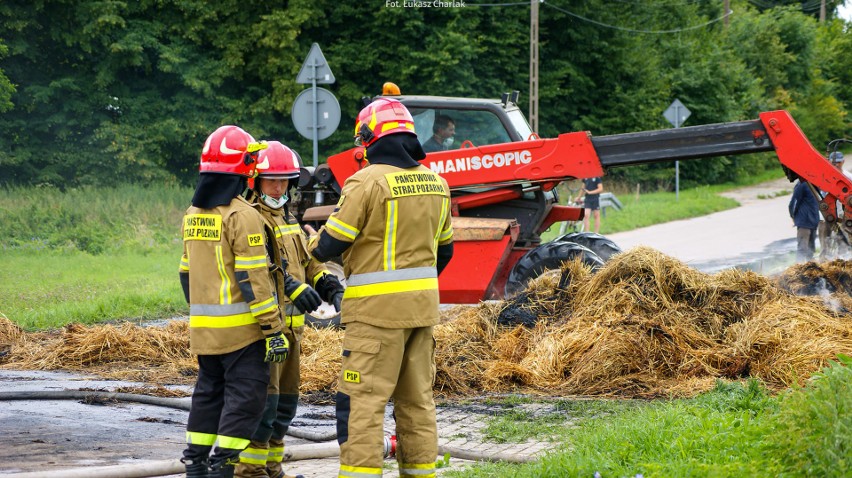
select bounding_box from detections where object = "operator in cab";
[422,114,456,153]
[307,97,454,478]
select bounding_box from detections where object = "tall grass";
[769,354,852,476]
[0,248,186,330]
[0,184,190,254]
[0,184,191,330]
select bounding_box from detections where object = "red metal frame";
[438,222,520,303]
[759,111,852,230]
[537,205,584,234]
[452,188,522,211]
[327,132,605,190]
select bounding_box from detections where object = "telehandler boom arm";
[308,108,852,303]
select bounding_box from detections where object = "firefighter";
[307,98,454,478]
[179,125,290,478]
[236,141,343,478]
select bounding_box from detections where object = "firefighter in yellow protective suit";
[235,141,344,478]
[308,98,454,478]
[179,125,290,478]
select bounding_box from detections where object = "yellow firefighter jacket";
[179,195,282,355]
[308,163,453,328]
[253,199,330,328]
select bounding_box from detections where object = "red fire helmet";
[255,141,301,180]
[353,98,416,148]
[199,125,266,177]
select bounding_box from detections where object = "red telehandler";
[294,86,852,308]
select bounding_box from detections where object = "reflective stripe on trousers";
[399,462,437,477]
[338,464,383,478]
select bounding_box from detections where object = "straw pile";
[435,248,852,397]
[2,247,851,400]
[0,320,197,385]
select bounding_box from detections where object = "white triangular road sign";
[296,43,335,84]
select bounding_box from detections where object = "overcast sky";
[838,0,851,22]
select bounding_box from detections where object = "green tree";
[0,0,849,191]
[0,0,314,187]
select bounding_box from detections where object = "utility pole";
[820,0,826,23]
[530,0,539,134]
[724,0,730,28]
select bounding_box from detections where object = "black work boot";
[208,462,235,478]
[181,457,209,478]
[208,454,239,478]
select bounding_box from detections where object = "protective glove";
[283,274,323,313]
[264,331,289,363]
[315,273,345,312]
[330,291,343,312]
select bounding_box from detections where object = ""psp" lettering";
[343,370,361,383]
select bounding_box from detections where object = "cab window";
[409,108,512,150]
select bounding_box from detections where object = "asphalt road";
[607,176,799,274]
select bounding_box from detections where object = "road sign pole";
[310,62,321,203]
[293,43,339,204]
[311,61,319,168]
[664,99,689,202]
[675,104,680,201]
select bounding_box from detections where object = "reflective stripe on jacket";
[179,196,282,355]
[309,164,453,328]
[255,200,330,328]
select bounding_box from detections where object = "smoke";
[815,277,843,313]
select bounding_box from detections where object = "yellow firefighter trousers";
[336,322,437,478]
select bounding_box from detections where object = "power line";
[609,0,705,5]
[543,1,733,33]
[466,1,530,6]
[465,1,734,34]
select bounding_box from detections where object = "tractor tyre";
[305,261,345,329]
[554,232,622,261]
[504,241,604,297]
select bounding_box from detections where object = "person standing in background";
[575,177,603,233]
[789,178,820,262]
[818,151,852,260]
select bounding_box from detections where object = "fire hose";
[0,390,536,477]
[0,390,335,442]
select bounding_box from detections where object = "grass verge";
[447,356,851,477]
[545,169,788,239]
[0,248,186,331]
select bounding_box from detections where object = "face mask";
[443,137,454,148]
[261,193,287,209]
